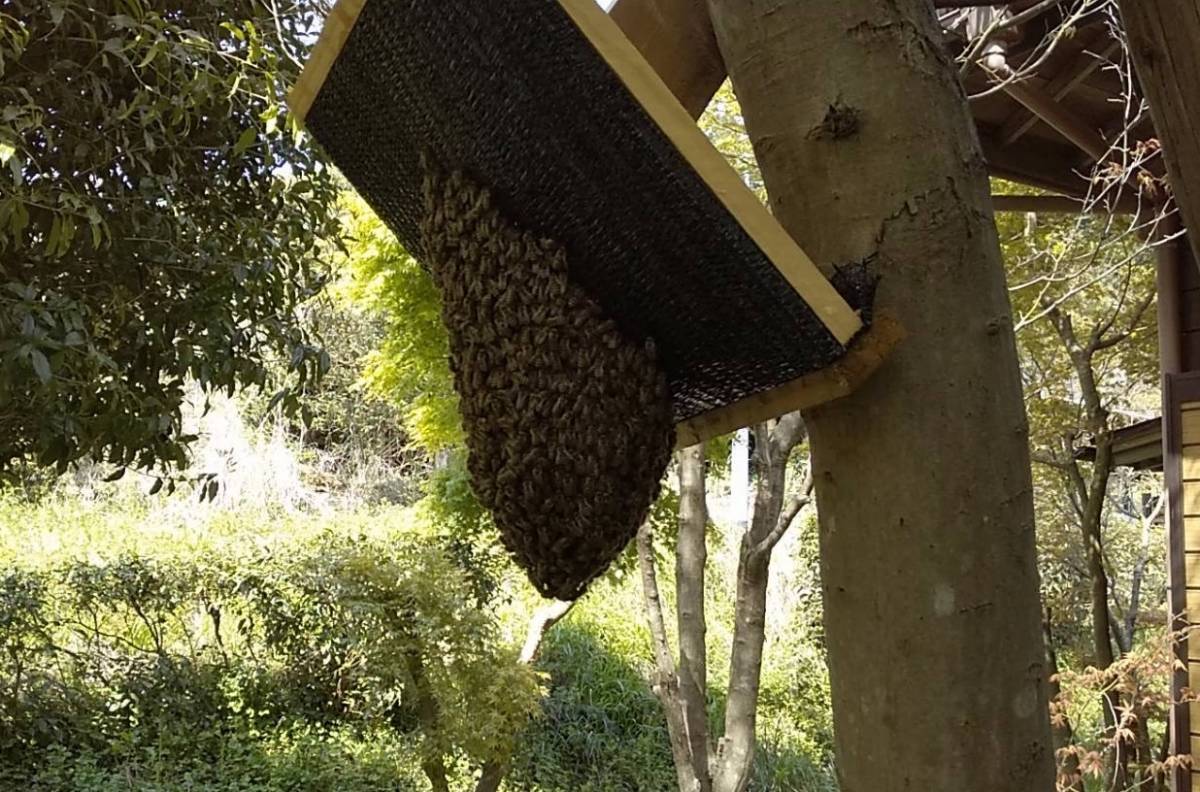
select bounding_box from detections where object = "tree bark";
[639,521,704,792]
[713,415,806,792]
[675,446,712,790]
[1117,0,1200,266]
[705,2,1055,789]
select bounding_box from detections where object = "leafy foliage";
[340,193,460,454]
[0,0,340,480]
[0,502,541,788]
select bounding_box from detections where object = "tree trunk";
[639,521,704,792]
[705,2,1056,790]
[1117,0,1200,266]
[676,446,713,790]
[713,415,806,792]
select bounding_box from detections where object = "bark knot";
[807,99,861,141]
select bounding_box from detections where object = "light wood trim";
[1192,732,1200,759]
[288,0,367,122]
[608,0,724,120]
[1190,661,1200,690]
[556,0,862,345]
[675,314,903,447]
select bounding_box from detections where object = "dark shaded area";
[306,0,870,423]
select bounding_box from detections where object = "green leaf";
[233,126,256,156]
[0,142,15,164]
[29,348,51,383]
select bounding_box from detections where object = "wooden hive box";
[290,0,898,447]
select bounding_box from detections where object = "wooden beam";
[675,314,905,447]
[608,0,725,120]
[999,36,1119,146]
[934,0,1042,7]
[978,131,1093,196]
[288,0,365,122]
[991,193,1138,214]
[1158,213,1184,377]
[1000,77,1110,162]
[1119,0,1200,268]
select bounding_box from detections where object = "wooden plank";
[1187,552,1200,588]
[1191,660,1200,691]
[1185,411,1200,445]
[1184,482,1200,517]
[1119,0,1200,267]
[557,0,862,345]
[1184,447,1200,480]
[675,314,904,447]
[288,0,366,122]
[1186,517,1200,550]
[608,0,725,120]
[1188,587,1200,620]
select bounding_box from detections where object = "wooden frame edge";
[560,0,863,345]
[287,0,368,123]
[674,314,904,447]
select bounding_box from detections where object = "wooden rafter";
[999,76,1110,162]
[999,36,1120,146]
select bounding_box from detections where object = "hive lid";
[291,0,887,443]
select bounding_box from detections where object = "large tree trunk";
[1117,0,1200,266]
[705,2,1056,790]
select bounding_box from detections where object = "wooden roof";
[942,6,1158,204]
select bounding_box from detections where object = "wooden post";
[1159,214,1184,377]
[608,0,725,119]
[1118,0,1200,268]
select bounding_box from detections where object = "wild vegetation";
[0,1,1184,791]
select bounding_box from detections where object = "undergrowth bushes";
[0,503,539,790]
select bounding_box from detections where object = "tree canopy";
[0,0,339,482]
